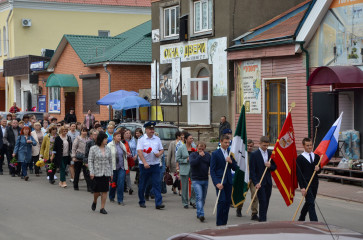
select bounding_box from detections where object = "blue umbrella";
[112,96,151,110]
[97,90,138,105]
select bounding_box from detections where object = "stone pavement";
[274,179,363,204]
[317,180,363,204]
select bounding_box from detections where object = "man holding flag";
[296,138,320,221]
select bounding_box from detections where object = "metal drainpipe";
[300,42,311,138]
[103,64,111,120]
[5,5,13,109]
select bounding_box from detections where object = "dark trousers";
[215,183,232,226]
[257,184,272,222]
[73,161,91,189]
[299,185,318,221]
[31,155,40,174]
[0,145,7,172]
[138,164,162,207]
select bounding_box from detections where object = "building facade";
[151,0,307,132]
[228,0,363,152]
[1,0,151,111]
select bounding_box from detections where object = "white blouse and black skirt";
[88,145,112,192]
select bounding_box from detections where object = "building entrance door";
[65,92,76,115]
[188,78,210,125]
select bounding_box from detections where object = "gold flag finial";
[289,102,296,113]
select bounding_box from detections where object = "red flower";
[143,147,153,154]
[191,148,197,152]
[111,182,117,188]
[14,163,18,166]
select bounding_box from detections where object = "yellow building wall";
[11,8,150,56]
[0,7,150,109]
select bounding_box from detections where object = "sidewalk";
[317,180,363,204]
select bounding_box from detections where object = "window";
[98,30,110,37]
[48,87,61,113]
[3,26,7,55]
[83,78,100,113]
[265,80,286,144]
[194,0,213,33]
[164,5,180,38]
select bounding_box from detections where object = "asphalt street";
[1,170,362,240]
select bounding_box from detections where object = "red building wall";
[235,55,309,151]
[39,43,150,122]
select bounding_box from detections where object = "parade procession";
[0,0,363,239]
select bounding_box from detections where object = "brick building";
[37,21,151,122]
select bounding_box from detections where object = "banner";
[236,60,262,114]
[151,60,160,99]
[208,37,227,96]
[38,95,46,113]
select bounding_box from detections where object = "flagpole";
[213,152,231,215]
[292,154,323,221]
[247,102,296,215]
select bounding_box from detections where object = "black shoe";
[110,199,115,203]
[49,179,55,184]
[236,208,242,217]
[199,216,205,222]
[74,187,79,191]
[251,214,259,221]
[118,202,125,206]
[129,189,133,195]
[150,195,155,199]
[0,172,3,175]
[91,202,96,211]
[184,205,189,209]
[11,174,15,177]
[145,196,149,201]
[87,187,92,192]
[24,176,29,181]
[155,204,165,209]
[139,204,146,208]
[190,203,196,209]
[100,208,107,214]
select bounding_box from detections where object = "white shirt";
[137,133,163,166]
[259,148,268,163]
[302,151,314,163]
[1,126,6,137]
[221,148,229,160]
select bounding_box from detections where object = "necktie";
[309,153,313,164]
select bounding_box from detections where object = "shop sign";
[38,95,46,113]
[160,39,208,64]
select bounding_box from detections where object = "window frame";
[48,87,61,113]
[262,78,288,145]
[98,30,110,37]
[163,5,180,39]
[193,0,213,34]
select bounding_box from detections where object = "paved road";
[1,170,362,240]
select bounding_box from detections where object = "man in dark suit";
[296,138,320,221]
[4,120,21,176]
[210,135,238,226]
[250,136,276,222]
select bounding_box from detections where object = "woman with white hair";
[31,122,44,176]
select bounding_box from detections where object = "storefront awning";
[307,66,363,86]
[46,73,79,87]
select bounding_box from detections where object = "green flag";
[231,105,249,207]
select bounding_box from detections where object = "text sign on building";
[160,39,208,64]
[38,95,46,113]
[236,60,262,114]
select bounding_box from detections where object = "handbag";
[76,152,85,160]
[163,170,173,186]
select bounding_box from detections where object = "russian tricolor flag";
[314,113,343,167]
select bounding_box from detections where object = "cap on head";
[144,121,156,129]
[222,128,232,135]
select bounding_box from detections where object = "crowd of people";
[0,112,320,226]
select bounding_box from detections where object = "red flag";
[271,112,298,206]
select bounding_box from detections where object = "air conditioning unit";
[22,18,32,27]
